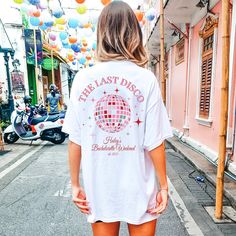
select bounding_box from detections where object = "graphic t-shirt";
[62,60,173,224]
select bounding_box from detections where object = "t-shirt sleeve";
[143,76,173,151]
[62,76,81,145]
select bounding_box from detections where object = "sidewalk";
[167,136,236,210]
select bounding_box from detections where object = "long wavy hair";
[96,1,148,67]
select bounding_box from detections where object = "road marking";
[168,177,204,236]
[0,142,47,180]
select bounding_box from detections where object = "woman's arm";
[147,142,169,215]
[149,142,168,190]
[68,141,90,214]
[68,140,81,187]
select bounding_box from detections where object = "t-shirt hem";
[145,134,173,151]
[87,215,160,225]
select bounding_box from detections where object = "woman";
[62,1,172,236]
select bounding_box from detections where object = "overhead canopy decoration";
[12,0,157,69]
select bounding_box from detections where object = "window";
[175,38,185,65]
[198,15,218,121]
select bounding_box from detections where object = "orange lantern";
[33,10,41,17]
[101,0,111,5]
[39,21,43,26]
[82,42,88,47]
[69,37,77,44]
[83,23,91,28]
[75,0,86,3]
[81,47,87,53]
[86,55,92,60]
[135,10,144,22]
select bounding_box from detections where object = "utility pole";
[159,0,166,104]
[215,0,230,219]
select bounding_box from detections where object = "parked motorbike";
[4,107,66,145]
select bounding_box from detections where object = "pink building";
[147,0,236,175]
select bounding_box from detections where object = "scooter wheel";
[51,131,66,144]
[4,132,19,144]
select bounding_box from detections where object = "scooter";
[4,108,66,145]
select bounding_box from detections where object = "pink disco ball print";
[94,94,131,133]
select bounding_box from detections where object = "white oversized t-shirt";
[62,60,173,224]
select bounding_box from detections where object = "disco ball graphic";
[94,94,131,133]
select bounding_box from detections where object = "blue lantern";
[71,44,81,53]
[92,42,97,50]
[29,17,40,27]
[39,24,48,30]
[53,11,63,18]
[68,18,79,29]
[79,57,86,65]
[45,21,54,27]
[59,32,68,41]
[28,0,40,5]
[72,61,77,65]
[89,63,94,67]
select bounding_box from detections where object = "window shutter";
[199,54,212,118]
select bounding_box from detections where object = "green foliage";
[0,120,11,131]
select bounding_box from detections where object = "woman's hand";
[147,189,168,215]
[72,186,90,214]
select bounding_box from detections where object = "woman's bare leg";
[91,221,120,236]
[127,219,157,236]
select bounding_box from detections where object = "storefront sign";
[42,58,59,70]
[24,29,43,65]
[11,71,25,92]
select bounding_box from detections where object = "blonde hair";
[96,1,148,67]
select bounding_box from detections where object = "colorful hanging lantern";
[38,0,47,10]
[29,17,40,27]
[79,57,86,65]
[28,0,40,5]
[55,17,67,25]
[135,10,144,22]
[69,37,77,44]
[68,18,79,29]
[59,32,68,41]
[14,0,24,4]
[75,0,86,3]
[33,10,41,17]
[72,61,77,65]
[101,0,111,5]
[92,42,97,50]
[71,44,81,53]
[145,8,156,21]
[39,23,48,30]
[53,11,63,18]
[76,5,87,14]
[49,33,57,41]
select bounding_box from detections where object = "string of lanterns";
[13,0,157,69]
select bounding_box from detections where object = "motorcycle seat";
[30,116,47,125]
[46,114,60,122]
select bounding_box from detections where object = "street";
[0,140,235,236]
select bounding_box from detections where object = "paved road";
[0,140,235,235]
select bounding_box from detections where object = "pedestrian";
[62,1,173,236]
[45,84,61,114]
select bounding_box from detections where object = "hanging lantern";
[53,11,64,18]
[71,44,81,53]
[79,57,86,65]
[135,10,144,22]
[49,33,57,41]
[28,0,40,5]
[72,61,77,65]
[86,54,92,60]
[101,0,111,5]
[38,0,47,10]
[69,37,77,44]
[28,5,37,17]
[57,25,65,30]
[68,18,79,29]
[82,41,88,47]
[59,31,68,41]
[14,0,24,4]
[39,23,48,30]
[92,42,97,50]
[55,16,67,25]
[29,17,40,27]
[33,10,41,17]
[75,0,86,3]
[145,8,156,21]
[76,5,87,14]
[81,47,87,53]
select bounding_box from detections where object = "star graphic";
[115,88,119,93]
[134,118,142,126]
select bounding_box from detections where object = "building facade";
[147,0,236,175]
